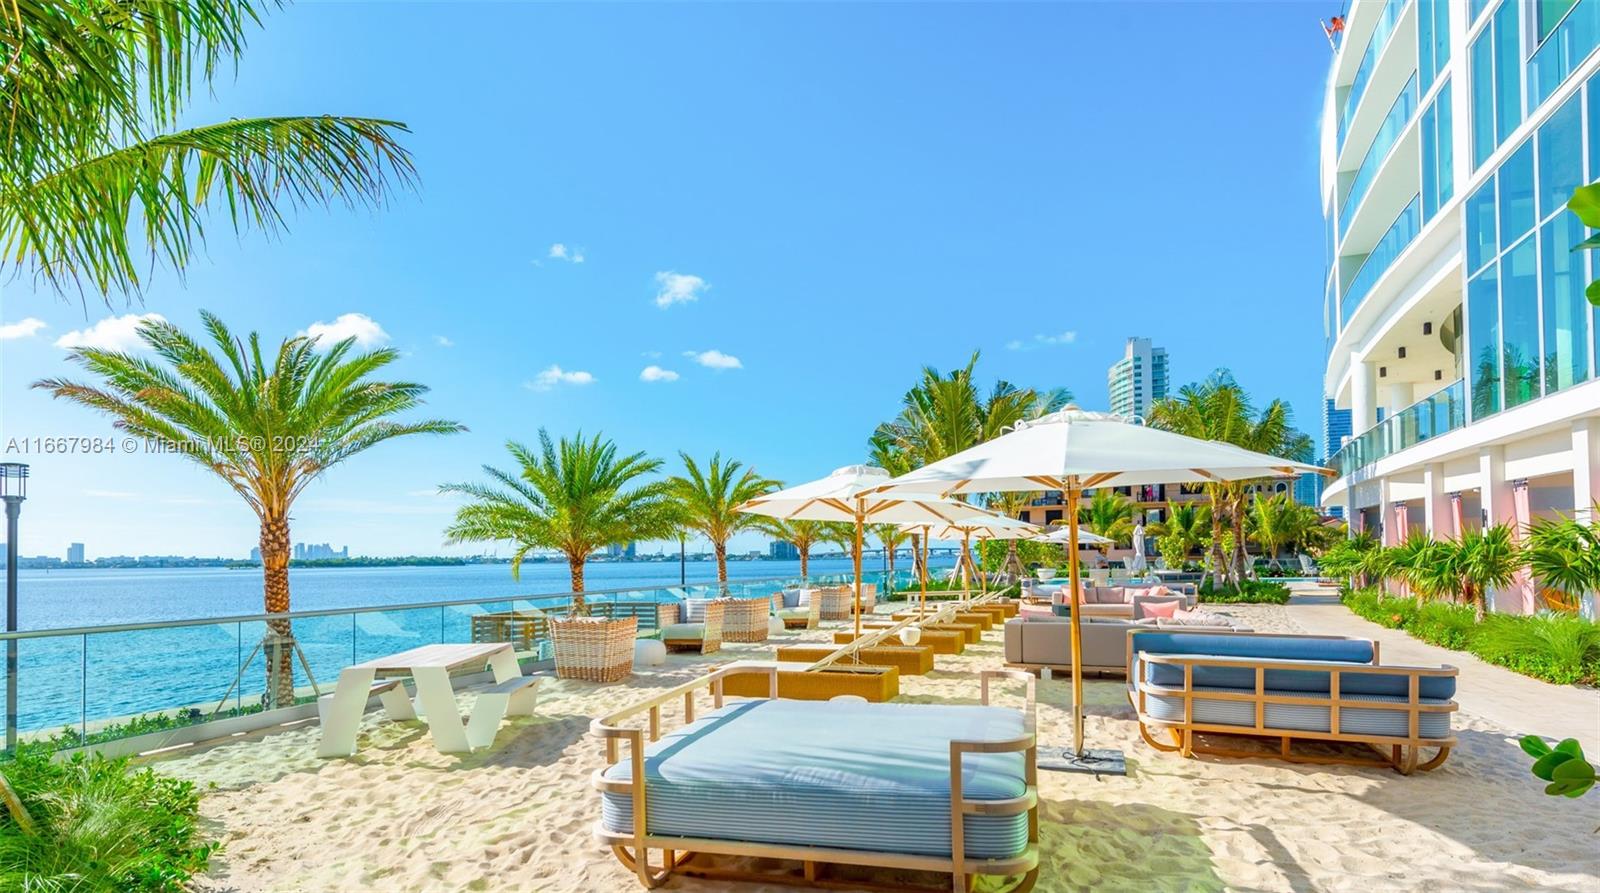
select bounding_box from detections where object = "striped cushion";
[1143,656,1456,700]
[1142,685,1452,740]
[600,699,1028,859]
[683,599,713,622]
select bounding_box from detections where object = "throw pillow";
[1141,599,1181,619]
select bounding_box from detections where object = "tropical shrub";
[0,745,217,891]
[1525,512,1600,612]
[1198,579,1291,604]
[1343,586,1600,684]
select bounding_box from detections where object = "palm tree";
[37,312,460,706]
[981,489,1040,578]
[1459,524,1523,621]
[872,523,912,592]
[443,432,676,614]
[1318,529,1378,582]
[1525,512,1600,612]
[1406,538,1466,605]
[758,518,829,580]
[1078,489,1135,545]
[3,2,414,299]
[669,453,778,585]
[873,351,1070,467]
[1149,501,1209,569]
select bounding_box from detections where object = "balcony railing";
[1340,193,1421,326]
[1337,0,1411,152]
[0,570,915,752]
[1332,378,1465,476]
[1339,70,1419,239]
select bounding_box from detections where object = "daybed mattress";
[1142,685,1452,740]
[599,698,1028,859]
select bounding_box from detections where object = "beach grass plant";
[0,745,216,892]
[1198,579,1291,604]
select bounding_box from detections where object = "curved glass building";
[1320,0,1600,612]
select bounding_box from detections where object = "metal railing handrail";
[0,573,837,642]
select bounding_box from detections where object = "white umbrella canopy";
[735,465,993,634]
[903,514,1044,595]
[1035,526,1113,546]
[872,408,1328,767]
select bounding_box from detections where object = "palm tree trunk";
[911,533,924,580]
[885,547,895,595]
[799,545,810,581]
[568,557,587,616]
[1231,498,1249,583]
[715,540,728,584]
[1206,497,1225,590]
[259,513,296,710]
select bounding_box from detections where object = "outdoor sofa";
[592,665,1040,891]
[1126,630,1459,774]
[1050,586,1197,619]
[1003,611,1245,676]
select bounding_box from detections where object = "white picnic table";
[316,643,538,757]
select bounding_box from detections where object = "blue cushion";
[1142,655,1456,700]
[1144,686,1453,739]
[600,699,1028,859]
[1130,631,1375,664]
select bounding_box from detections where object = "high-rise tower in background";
[1107,337,1169,419]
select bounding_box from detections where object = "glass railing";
[1528,0,1599,109]
[1338,0,1411,151]
[1340,193,1422,325]
[1339,70,1419,238]
[0,568,933,753]
[1332,378,1465,476]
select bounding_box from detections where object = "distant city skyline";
[1107,337,1169,420]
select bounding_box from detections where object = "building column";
[1423,463,1451,538]
[1574,417,1600,523]
[1509,478,1536,614]
[1479,446,1515,614]
[1351,359,1376,434]
[1386,382,1414,415]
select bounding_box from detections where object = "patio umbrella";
[1034,526,1113,545]
[906,514,1043,597]
[872,408,1327,769]
[1129,520,1149,576]
[735,465,991,638]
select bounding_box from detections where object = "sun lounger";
[591,665,1039,891]
[1127,630,1458,774]
[661,600,726,655]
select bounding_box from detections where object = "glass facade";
[1342,195,1421,325]
[1419,0,1452,90]
[1340,0,1408,152]
[1471,1,1526,168]
[1529,0,1599,108]
[1422,79,1455,221]
[1463,74,1600,422]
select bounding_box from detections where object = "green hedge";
[1342,587,1600,685]
[1198,579,1291,604]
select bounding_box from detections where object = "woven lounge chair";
[661,600,726,655]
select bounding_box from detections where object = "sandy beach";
[154,602,1600,893]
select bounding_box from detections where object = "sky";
[0,1,1333,560]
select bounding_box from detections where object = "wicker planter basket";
[817,587,854,621]
[550,615,637,683]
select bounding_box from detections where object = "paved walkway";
[1285,584,1600,752]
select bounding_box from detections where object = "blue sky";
[0,2,1332,559]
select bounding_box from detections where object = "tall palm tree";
[669,453,778,585]
[873,351,1071,469]
[757,518,829,580]
[3,1,414,299]
[1247,493,1309,568]
[443,432,676,614]
[1079,489,1135,545]
[1149,501,1208,566]
[37,312,460,707]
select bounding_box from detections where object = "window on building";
[1420,0,1452,90]
[1423,80,1455,221]
[1540,0,1582,42]
[1468,265,1502,418]
[1472,2,1526,168]
[1467,179,1499,274]
[1470,0,1497,25]
[1498,139,1537,251]
[1542,210,1591,392]
[1501,236,1541,409]
[1529,0,1598,107]
[1471,29,1497,168]
[1539,94,1584,218]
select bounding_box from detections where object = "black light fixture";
[1379,366,1388,377]
[0,462,27,754]
[1423,321,1433,335]
[1435,370,1444,381]
[1398,346,1407,359]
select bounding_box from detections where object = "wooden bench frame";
[1125,633,1458,774]
[590,665,1040,892]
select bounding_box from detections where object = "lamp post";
[0,463,28,753]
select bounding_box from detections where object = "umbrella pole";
[853,503,864,643]
[919,525,930,619]
[1066,485,1085,756]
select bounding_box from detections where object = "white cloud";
[54,313,165,351]
[299,313,389,347]
[548,243,585,263]
[525,364,596,391]
[684,349,742,370]
[1006,331,1078,351]
[654,271,708,309]
[433,335,455,348]
[639,365,680,382]
[0,318,47,341]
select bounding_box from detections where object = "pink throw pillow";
[1146,585,1171,597]
[1141,600,1180,620]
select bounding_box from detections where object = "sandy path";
[156,603,1600,893]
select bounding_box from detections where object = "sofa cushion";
[683,599,714,622]
[1137,649,1455,700]
[776,608,810,620]
[1143,685,1453,739]
[782,588,803,608]
[1137,598,1181,620]
[661,622,707,641]
[1131,631,1375,664]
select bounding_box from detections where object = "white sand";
[154,604,1600,893]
